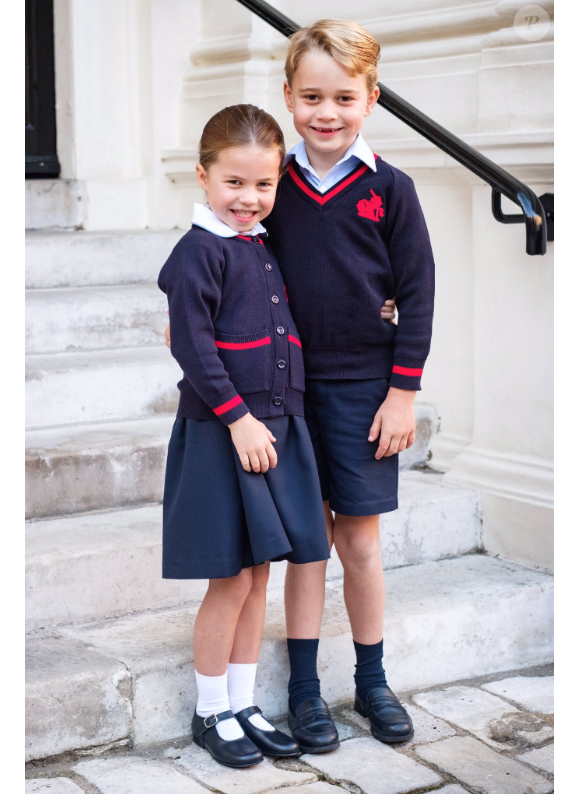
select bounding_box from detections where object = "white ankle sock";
[227,663,257,713]
[195,670,244,741]
[228,663,275,732]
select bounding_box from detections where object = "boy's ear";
[283,80,295,113]
[196,163,208,190]
[364,86,380,117]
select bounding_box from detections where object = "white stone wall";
[51,0,202,230]
[46,0,553,570]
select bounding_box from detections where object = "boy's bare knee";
[334,527,381,571]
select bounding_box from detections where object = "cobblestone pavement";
[26,666,554,794]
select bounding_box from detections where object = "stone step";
[25,471,481,631]
[25,416,173,519]
[26,283,168,354]
[26,346,181,429]
[25,555,554,760]
[26,178,83,231]
[25,406,439,519]
[25,229,183,289]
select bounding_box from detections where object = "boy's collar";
[191,203,267,238]
[285,134,377,174]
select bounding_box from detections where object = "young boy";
[263,19,435,752]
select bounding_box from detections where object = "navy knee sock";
[353,639,387,698]
[287,638,321,712]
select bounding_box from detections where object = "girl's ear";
[196,163,209,190]
[283,81,295,113]
[364,86,380,117]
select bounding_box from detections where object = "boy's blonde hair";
[285,19,380,94]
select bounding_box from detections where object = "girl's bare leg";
[230,563,271,663]
[193,567,254,675]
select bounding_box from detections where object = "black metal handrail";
[235,0,553,255]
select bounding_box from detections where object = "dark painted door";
[26,0,60,177]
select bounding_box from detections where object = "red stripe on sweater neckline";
[287,161,370,205]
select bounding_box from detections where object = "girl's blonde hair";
[199,104,286,173]
[285,19,380,94]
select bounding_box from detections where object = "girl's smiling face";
[283,50,379,158]
[196,145,281,232]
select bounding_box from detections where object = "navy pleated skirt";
[162,415,330,579]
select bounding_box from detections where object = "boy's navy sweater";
[265,154,435,391]
[158,227,305,425]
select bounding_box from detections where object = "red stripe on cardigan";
[215,337,271,350]
[287,162,369,206]
[237,235,264,244]
[392,365,423,377]
[288,335,302,348]
[213,395,243,416]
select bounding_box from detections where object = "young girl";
[158,105,331,768]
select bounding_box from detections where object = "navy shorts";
[304,379,399,517]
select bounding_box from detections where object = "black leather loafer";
[288,697,340,754]
[236,705,300,757]
[192,709,263,768]
[354,686,414,743]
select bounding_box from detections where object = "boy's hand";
[164,302,396,347]
[229,413,277,473]
[165,311,171,348]
[369,387,416,459]
[381,299,397,322]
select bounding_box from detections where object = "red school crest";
[357,189,384,222]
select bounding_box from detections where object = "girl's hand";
[381,299,397,322]
[229,413,277,473]
[368,387,416,459]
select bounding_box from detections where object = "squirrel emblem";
[357,189,385,222]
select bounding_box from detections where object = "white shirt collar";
[285,134,377,175]
[191,203,267,238]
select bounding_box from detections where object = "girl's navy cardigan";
[158,227,305,425]
[265,154,436,391]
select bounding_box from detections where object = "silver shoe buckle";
[203,714,218,729]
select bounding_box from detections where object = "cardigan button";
[271,295,280,304]
[277,359,287,369]
[265,263,273,272]
[276,326,285,335]
[273,396,283,406]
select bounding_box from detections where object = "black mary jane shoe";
[192,709,263,768]
[354,686,414,743]
[235,705,300,758]
[287,697,340,754]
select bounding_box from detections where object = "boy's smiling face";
[284,50,379,162]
